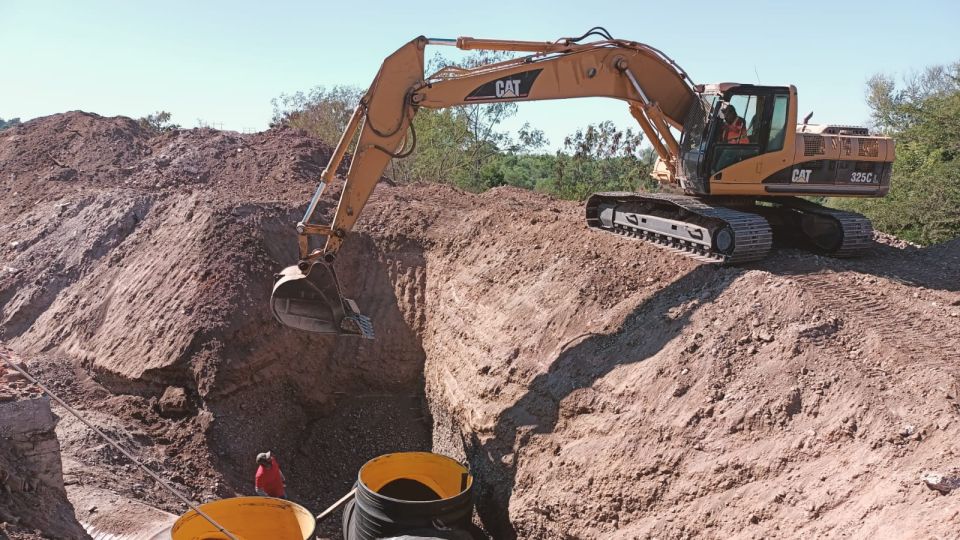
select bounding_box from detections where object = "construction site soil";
[1,111,959,539]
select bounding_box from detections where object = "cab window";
[767,94,789,151]
[712,90,792,173]
[728,94,759,142]
[723,92,789,153]
[713,94,761,171]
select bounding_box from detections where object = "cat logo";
[465,69,543,101]
[791,168,812,183]
[495,79,522,98]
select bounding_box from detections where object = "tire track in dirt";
[795,271,960,373]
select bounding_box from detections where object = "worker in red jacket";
[254,451,286,498]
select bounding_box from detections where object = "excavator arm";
[271,31,697,335]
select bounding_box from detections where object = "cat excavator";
[270,28,894,336]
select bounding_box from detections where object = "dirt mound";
[0,112,386,397]
[0,110,338,196]
[1,113,431,537]
[2,112,959,538]
[357,186,960,538]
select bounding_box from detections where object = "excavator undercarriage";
[586,194,873,264]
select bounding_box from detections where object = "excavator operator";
[722,105,749,144]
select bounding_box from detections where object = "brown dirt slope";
[1,112,959,538]
[1,112,431,536]
[362,186,960,539]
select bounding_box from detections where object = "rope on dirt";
[315,488,356,523]
[0,352,240,540]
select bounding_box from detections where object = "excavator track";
[587,193,875,265]
[586,192,773,265]
[761,197,874,258]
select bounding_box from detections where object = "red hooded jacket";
[255,456,285,498]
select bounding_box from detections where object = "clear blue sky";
[2,0,958,149]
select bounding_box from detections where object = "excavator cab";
[271,262,374,338]
[678,84,793,194]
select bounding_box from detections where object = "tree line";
[831,60,960,245]
[0,117,21,130]
[271,53,657,201]
[272,85,656,200]
[273,56,959,246]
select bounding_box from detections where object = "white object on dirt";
[921,471,960,494]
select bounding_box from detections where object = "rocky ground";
[1,112,958,539]
[0,347,87,540]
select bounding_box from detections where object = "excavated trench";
[192,195,715,538]
[190,203,562,538]
[3,114,960,539]
[200,219,442,537]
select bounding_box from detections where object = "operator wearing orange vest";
[722,105,749,144]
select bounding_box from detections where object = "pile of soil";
[1,112,959,538]
[1,112,430,538]
[366,185,960,538]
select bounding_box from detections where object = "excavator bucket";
[271,262,374,338]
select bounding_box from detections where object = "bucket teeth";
[343,313,375,339]
[342,298,375,339]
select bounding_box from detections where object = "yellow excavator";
[270,28,894,336]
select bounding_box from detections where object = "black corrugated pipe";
[342,452,480,540]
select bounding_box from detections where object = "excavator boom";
[271,29,894,335]
[271,31,697,335]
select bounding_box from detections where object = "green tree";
[831,60,960,244]
[378,51,547,188]
[271,85,363,145]
[138,111,180,133]
[544,121,652,200]
[0,117,21,131]
[389,108,473,184]
[269,53,671,201]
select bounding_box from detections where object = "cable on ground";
[0,350,239,540]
